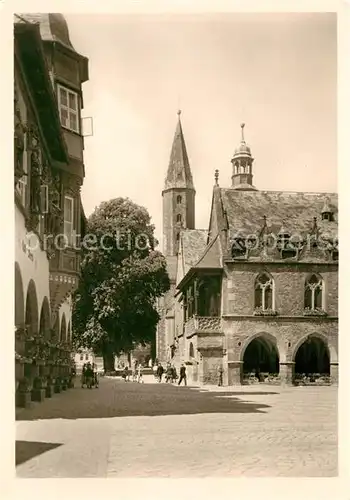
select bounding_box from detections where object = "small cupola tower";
[231,123,257,191]
[321,198,333,221]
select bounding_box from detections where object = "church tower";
[231,123,257,191]
[162,111,196,256]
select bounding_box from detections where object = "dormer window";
[321,199,333,221]
[57,84,80,133]
[231,237,246,258]
[322,212,331,221]
[277,227,297,259]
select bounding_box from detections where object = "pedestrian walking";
[85,362,94,389]
[156,363,164,383]
[172,364,178,383]
[122,365,130,382]
[137,363,144,383]
[178,363,187,386]
[218,365,224,386]
[165,363,173,383]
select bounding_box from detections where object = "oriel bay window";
[183,276,221,320]
[64,195,75,247]
[57,84,80,133]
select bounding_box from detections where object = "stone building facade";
[156,120,338,386]
[14,14,89,406]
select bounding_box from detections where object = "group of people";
[122,361,144,383]
[154,362,187,386]
[81,362,99,388]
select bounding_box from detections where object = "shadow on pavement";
[16,440,62,466]
[16,378,274,421]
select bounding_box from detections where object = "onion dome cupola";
[17,13,89,83]
[231,123,257,191]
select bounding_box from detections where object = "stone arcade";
[156,117,338,386]
[14,14,89,406]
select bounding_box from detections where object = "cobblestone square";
[15,377,337,477]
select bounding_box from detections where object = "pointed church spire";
[163,111,195,191]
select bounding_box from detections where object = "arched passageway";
[294,336,330,375]
[25,280,38,337]
[39,297,51,339]
[243,336,279,376]
[52,314,60,341]
[67,321,71,344]
[15,263,25,328]
[60,314,67,343]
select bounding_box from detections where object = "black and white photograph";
[4,1,348,491]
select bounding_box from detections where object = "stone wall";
[224,262,338,317]
[199,348,223,384]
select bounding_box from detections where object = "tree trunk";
[103,351,115,373]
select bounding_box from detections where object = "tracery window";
[254,273,274,311]
[304,274,323,310]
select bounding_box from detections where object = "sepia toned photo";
[14,11,338,478]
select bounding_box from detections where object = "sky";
[64,12,337,248]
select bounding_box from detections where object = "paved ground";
[16,376,337,477]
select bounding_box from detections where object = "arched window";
[176,232,180,241]
[254,273,274,311]
[304,274,323,310]
[176,214,182,223]
[177,195,182,204]
[189,342,194,358]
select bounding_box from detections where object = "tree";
[72,198,170,371]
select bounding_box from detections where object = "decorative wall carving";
[14,86,27,185]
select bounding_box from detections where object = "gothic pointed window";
[304,274,323,311]
[177,195,182,204]
[254,273,274,311]
[176,214,182,223]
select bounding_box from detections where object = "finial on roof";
[241,123,245,142]
[278,221,289,235]
[177,109,182,118]
[259,215,268,236]
[214,169,219,186]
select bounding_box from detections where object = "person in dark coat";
[178,363,187,386]
[218,365,224,386]
[156,363,164,383]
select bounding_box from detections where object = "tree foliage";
[72,198,170,364]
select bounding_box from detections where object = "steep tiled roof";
[163,115,195,191]
[181,229,208,274]
[220,189,338,241]
[194,234,222,269]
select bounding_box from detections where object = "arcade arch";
[25,279,39,337]
[15,262,25,328]
[241,333,280,377]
